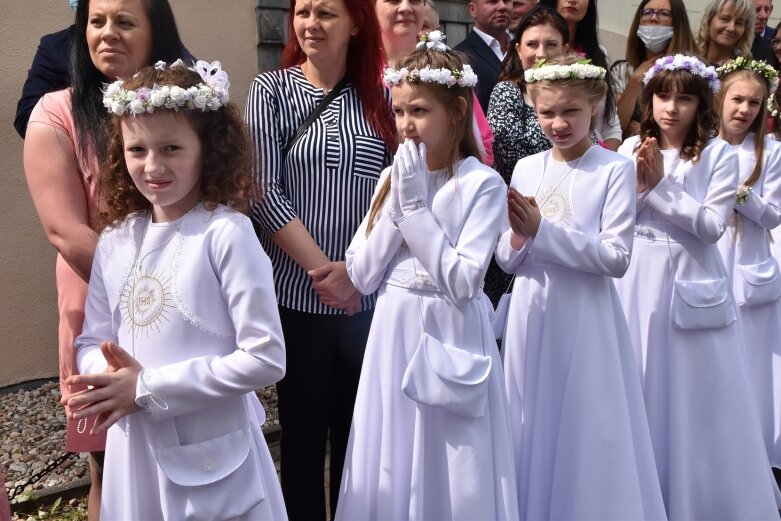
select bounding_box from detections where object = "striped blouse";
[245,66,392,314]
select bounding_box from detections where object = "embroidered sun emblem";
[121,268,173,336]
[538,189,572,224]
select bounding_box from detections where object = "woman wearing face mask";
[612,0,696,138]
[697,0,755,65]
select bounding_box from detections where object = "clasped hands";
[60,341,142,435]
[508,187,541,247]
[636,136,664,193]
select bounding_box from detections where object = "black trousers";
[276,306,373,521]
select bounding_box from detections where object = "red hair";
[280,0,397,150]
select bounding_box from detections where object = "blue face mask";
[69,0,78,11]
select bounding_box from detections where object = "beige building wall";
[0,0,258,388]
[600,0,781,61]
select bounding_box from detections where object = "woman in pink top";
[23,0,188,517]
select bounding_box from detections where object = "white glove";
[397,139,429,214]
[386,161,403,224]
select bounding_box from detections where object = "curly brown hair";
[639,62,719,162]
[98,65,257,230]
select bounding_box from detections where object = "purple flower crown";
[643,54,720,94]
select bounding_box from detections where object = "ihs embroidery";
[537,187,572,225]
[121,267,174,336]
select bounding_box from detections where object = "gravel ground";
[1,381,279,505]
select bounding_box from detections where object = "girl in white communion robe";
[496,53,667,521]
[616,54,781,520]
[336,40,519,521]
[62,61,288,521]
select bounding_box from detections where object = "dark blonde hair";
[526,52,608,131]
[366,46,480,234]
[98,65,257,229]
[716,69,769,186]
[639,58,719,162]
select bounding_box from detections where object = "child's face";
[121,111,203,223]
[652,88,699,145]
[392,82,461,171]
[533,86,596,156]
[720,77,765,144]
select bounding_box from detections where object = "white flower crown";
[643,54,720,94]
[717,56,779,93]
[102,59,231,116]
[768,96,780,118]
[383,31,477,89]
[382,64,478,88]
[524,60,606,84]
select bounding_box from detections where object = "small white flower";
[128,99,146,114]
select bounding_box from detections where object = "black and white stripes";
[245,66,392,314]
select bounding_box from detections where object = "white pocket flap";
[157,427,251,486]
[674,279,730,308]
[423,337,492,386]
[736,257,780,286]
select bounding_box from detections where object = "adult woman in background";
[539,0,621,149]
[23,1,188,518]
[376,0,427,65]
[697,0,754,65]
[483,6,569,307]
[245,0,395,519]
[768,20,781,69]
[612,0,696,137]
[376,0,495,165]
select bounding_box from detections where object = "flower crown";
[382,64,478,88]
[716,56,779,93]
[524,59,606,84]
[643,54,720,94]
[382,30,477,89]
[102,59,231,116]
[768,96,780,118]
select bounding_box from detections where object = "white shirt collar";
[472,27,512,60]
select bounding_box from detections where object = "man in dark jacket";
[454,0,513,113]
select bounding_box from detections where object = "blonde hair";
[366,46,480,235]
[697,0,755,61]
[716,69,769,186]
[526,52,608,131]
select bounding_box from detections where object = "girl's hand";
[508,188,542,238]
[635,144,648,193]
[639,137,664,189]
[309,261,361,313]
[62,341,142,435]
[387,162,403,224]
[397,139,429,214]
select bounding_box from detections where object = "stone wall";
[254,0,473,72]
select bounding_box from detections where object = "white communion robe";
[336,156,519,521]
[717,133,781,472]
[616,136,780,520]
[496,145,667,521]
[76,204,288,521]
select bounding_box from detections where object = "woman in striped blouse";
[244,0,396,519]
